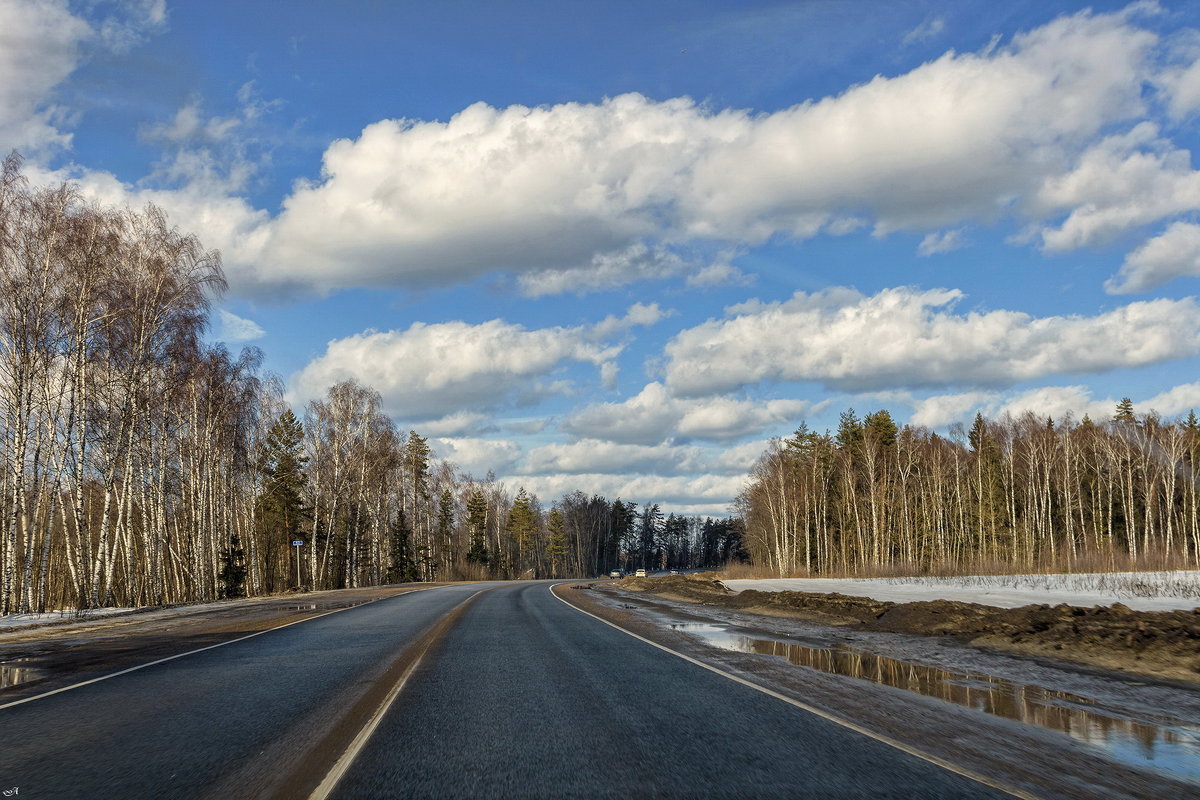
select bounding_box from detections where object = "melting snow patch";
[722,571,1200,612]
[0,608,135,630]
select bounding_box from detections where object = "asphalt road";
[0,581,1011,799]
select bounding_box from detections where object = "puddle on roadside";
[0,659,45,689]
[669,622,1200,782]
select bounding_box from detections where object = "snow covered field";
[0,608,134,630]
[722,571,1200,612]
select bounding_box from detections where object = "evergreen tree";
[1114,397,1137,425]
[437,488,454,567]
[638,503,663,569]
[256,410,309,590]
[719,517,749,564]
[404,432,432,578]
[661,513,688,568]
[507,489,538,572]
[546,508,569,577]
[609,499,637,570]
[700,517,721,567]
[835,408,863,454]
[967,412,1007,559]
[465,488,490,566]
[864,410,898,447]
[387,508,417,583]
[218,534,247,598]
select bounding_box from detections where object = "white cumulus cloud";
[909,391,996,428]
[508,472,744,516]
[290,318,623,419]
[0,0,90,153]
[433,437,522,477]
[13,4,1200,300]
[562,382,813,444]
[909,381,1200,429]
[520,440,710,477]
[192,5,1169,297]
[1036,124,1200,252]
[1107,220,1200,293]
[662,286,1200,396]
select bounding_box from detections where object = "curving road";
[0,582,1009,799]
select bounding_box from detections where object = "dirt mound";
[973,603,1200,678]
[613,574,1200,681]
[616,574,732,604]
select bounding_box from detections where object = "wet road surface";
[0,581,1010,798]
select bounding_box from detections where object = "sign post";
[292,540,304,588]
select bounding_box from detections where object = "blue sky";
[8,0,1200,514]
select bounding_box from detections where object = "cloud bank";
[662,287,1200,395]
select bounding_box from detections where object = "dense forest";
[738,403,1200,577]
[0,157,741,613]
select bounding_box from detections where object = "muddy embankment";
[614,574,1200,683]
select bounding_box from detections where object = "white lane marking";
[0,588,438,712]
[550,583,1038,800]
[307,587,494,800]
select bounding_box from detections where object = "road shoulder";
[556,580,1200,800]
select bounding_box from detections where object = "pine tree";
[256,410,309,590]
[546,508,568,577]
[465,488,490,566]
[507,489,538,573]
[638,503,663,569]
[836,409,864,454]
[967,412,1006,560]
[1114,397,1137,425]
[864,410,898,448]
[404,432,432,579]
[609,499,637,570]
[218,534,247,598]
[437,488,454,568]
[387,508,417,583]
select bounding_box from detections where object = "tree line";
[0,157,741,613]
[253,385,743,595]
[737,401,1200,576]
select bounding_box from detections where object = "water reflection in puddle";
[286,600,370,612]
[670,622,1200,782]
[0,659,44,689]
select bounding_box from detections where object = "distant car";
[669,569,680,575]
[609,569,624,579]
[635,568,648,578]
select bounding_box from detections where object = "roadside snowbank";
[723,571,1200,612]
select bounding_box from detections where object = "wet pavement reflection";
[670,621,1200,782]
[0,659,44,689]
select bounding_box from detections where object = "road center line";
[550,582,1038,800]
[304,586,495,800]
[0,588,432,712]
